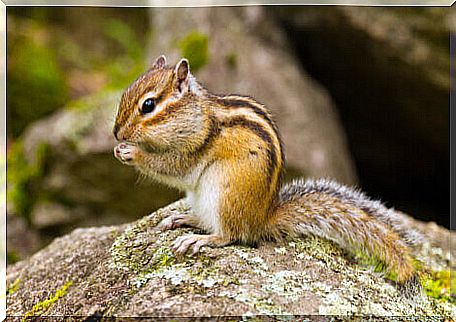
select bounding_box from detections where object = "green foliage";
[100,18,146,90]
[353,250,387,272]
[352,252,426,283]
[423,270,455,303]
[7,250,20,265]
[226,52,237,69]
[23,281,72,320]
[8,11,150,138]
[102,18,143,61]
[7,25,68,137]
[6,10,153,230]
[6,278,20,296]
[179,31,209,72]
[7,141,50,223]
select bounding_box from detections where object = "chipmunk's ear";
[152,55,167,69]
[175,58,190,93]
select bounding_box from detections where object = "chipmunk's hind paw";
[171,234,230,255]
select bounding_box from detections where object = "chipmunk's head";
[113,55,207,151]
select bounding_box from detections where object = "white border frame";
[1,2,5,321]
[1,2,454,321]
[3,0,456,6]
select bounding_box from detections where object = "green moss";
[109,215,164,273]
[7,23,68,137]
[23,281,72,320]
[7,250,21,264]
[101,18,147,90]
[226,53,237,69]
[7,141,50,223]
[179,31,209,72]
[102,18,142,61]
[352,251,428,284]
[6,278,20,296]
[352,250,392,277]
[147,246,176,273]
[423,270,455,303]
[111,204,243,291]
[110,202,191,274]
[288,235,343,264]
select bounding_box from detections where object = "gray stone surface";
[6,200,456,318]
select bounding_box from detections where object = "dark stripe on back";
[215,96,284,169]
[216,97,276,132]
[193,114,220,156]
[220,116,279,184]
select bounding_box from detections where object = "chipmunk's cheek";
[114,143,137,165]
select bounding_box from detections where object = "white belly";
[145,159,221,234]
[186,168,221,234]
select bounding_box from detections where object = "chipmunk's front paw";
[156,214,199,231]
[114,142,138,165]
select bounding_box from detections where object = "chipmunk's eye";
[141,98,155,114]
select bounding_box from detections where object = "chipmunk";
[113,55,421,284]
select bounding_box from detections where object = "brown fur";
[270,194,415,282]
[113,56,416,284]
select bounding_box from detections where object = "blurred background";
[6,6,452,264]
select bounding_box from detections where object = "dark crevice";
[276,9,449,227]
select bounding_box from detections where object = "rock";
[31,202,87,229]
[148,6,358,185]
[6,200,455,317]
[277,6,452,153]
[6,214,41,264]
[274,7,452,224]
[395,211,456,273]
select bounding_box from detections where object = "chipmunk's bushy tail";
[269,178,421,283]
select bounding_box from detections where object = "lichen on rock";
[6,200,456,318]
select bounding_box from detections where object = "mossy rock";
[6,200,456,318]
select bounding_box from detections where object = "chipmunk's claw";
[156,214,194,231]
[171,234,206,255]
[171,234,230,255]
